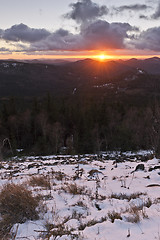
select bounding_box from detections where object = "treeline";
[0,93,160,156]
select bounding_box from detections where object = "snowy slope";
[0,151,159,240]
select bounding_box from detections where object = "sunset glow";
[0,52,160,61]
[0,0,160,61]
[98,54,107,61]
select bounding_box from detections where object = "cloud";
[29,29,82,51]
[139,14,149,20]
[141,1,160,20]
[132,27,160,51]
[0,0,137,53]
[80,21,133,50]
[151,2,160,19]
[0,47,13,55]
[0,47,11,52]
[64,0,108,23]
[4,22,159,54]
[0,23,50,43]
[29,20,134,52]
[114,4,151,12]
[0,29,3,36]
[111,4,152,20]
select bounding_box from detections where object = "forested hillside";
[1,58,160,156]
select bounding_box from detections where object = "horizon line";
[0,54,160,62]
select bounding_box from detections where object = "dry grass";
[29,175,51,189]
[108,210,122,223]
[0,183,40,238]
[41,220,83,240]
[125,204,141,223]
[110,192,146,201]
[143,197,152,208]
[125,203,149,223]
[62,183,87,195]
[51,170,67,181]
[42,223,74,239]
[79,216,107,230]
[74,200,88,209]
[0,215,14,240]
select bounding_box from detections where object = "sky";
[0,0,160,60]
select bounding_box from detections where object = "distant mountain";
[21,59,71,65]
[125,57,160,74]
[64,58,137,87]
[0,57,159,98]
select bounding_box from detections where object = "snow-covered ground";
[0,151,160,240]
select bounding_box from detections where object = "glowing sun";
[98,54,107,61]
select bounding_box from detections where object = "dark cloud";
[151,2,160,19]
[114,4,151,12]
[0,29,3,36]
[64,0,108,23]
[141,1,160,20]
[29,29,81,51]
[0,23,50,43]
[139,14,149,19]
[111,4,152,20]
[0,47,11,52]
[132,27,160,51]
[0,47,13,55]
[55,29,70,37]
[81,21,133,50]
[29,20,134,52]
[146,0,157,3]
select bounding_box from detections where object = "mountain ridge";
[0,57,159,98]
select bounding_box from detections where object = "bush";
[110,192,145,201]
[62,183,87,195]
[125,205,141,223]
[108,210,122,223]
[0,183,40,237]
[29,175,51,189]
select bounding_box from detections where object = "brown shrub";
[62,183,87,195]
[29,175,51,189]
[0,183,40,237]
[0,215,13,239]
[110,192,146,201]
[125,204,141,223]
[108,210,122,223]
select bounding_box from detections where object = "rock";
[135,163,145,171]
[88,169,101,176]
[146,184,160,187]
[27,163,39,169]
[144,175,150,179]
[95,203,101,211]
[148,165,160,172]
[131,164,145,173]
[140,155,149,162]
